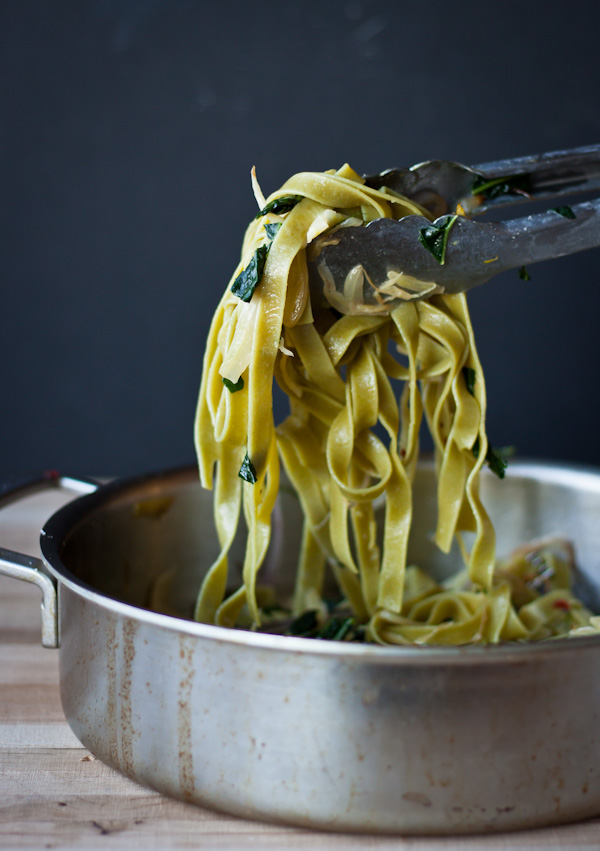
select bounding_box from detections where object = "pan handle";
[0,472,100,649]
[0,548,58,648]
[0,470,100,506]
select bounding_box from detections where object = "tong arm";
[312,197,600,304]
[366,144,600,218]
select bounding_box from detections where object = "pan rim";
[40,459,600,663]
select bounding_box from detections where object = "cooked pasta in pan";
[194,163,599,643]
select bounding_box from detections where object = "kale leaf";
[463,366,476,396]
[264,222,282,241]
[255,194,303,219]
[418,214,458,265]
[238,452,258,484]
[473,438,508,479]
[518,266,531,281]
[230,244,269,302]
[471,173,531,200]
[222,376,244,393]
[552,205,576,220]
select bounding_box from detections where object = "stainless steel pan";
[2,461,600,835]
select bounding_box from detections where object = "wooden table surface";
[2,485,600,850]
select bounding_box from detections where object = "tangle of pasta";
[194,163,599,644]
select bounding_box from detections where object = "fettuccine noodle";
[194,164,599,644]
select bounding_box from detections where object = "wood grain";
[2,486,600,848]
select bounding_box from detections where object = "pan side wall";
[58,585,600,834]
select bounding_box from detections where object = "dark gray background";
[1,0,599,477]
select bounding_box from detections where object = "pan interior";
[55,463,600,621]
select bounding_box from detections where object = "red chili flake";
[43,469,60,481]
[552,599,570,611]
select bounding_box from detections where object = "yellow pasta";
[194,164,599,644]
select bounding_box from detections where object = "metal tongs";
[310,144,600,308]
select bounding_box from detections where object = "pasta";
[194,163,599,644]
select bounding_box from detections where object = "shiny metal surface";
[313,199,600,300]
[0,547,58,647]
[0,473,99,648]
[311,143,600,307]
[365,144,600,216]
[3,461,600,833]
